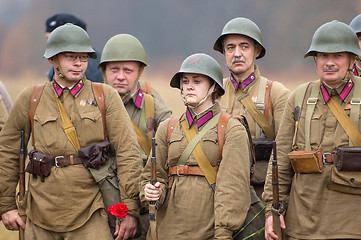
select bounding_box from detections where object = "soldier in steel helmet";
[140,53,251,239]
[350,14,361,77]
[99,34,172,240]
[0,23,142,240]
[45,13,103,83]
[263,20,361,239]
[214,17,290,200]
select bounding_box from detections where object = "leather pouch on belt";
[335,147,361,171]
[288,150,323,173]
[253,138,273,161]
[26,150,54,182]
[78,140,111,169]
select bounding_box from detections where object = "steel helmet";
[170,53,225,96]
[44,23,96,59]
[305,20,361,58]
[213,17,266,59]
[99,34,148,68]
[350,14,361,34]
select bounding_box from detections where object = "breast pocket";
[201,131,219,165]
[79,111,104,143]
[167,133,184,165]
[310,111,323,146]
[33,114,58,148]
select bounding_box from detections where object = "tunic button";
[350,177,355,183]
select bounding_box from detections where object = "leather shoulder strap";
[167,115,181,148]
[92,83,106,140]
[217,112,231,161]
[264,79,273,120]
[142,80,152,95]
[29,84,45,148]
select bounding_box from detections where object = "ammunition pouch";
[327,147,361,195]
[253,138,273,162]
[26,150,55,182]
[335,147,361,171]
[78,140,111,169]
[251,138,273,185]
[288,150,323,173]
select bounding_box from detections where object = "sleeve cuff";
[214,227,233,239]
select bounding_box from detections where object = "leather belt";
[322,153,335,164]
[54,155,83,167]
[168,165,219,177]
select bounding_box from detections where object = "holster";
[26,150,55,182]
[288,150,323,173]
[253,138,274,161]
[78,140,111,169]
[335,147,361,171]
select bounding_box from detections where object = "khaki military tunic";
[220,66,289,189]
[0,94,8,131]
[124,88,172,139]
[263,77,361,239]
[139,103,251,239]
[0,79,142,232]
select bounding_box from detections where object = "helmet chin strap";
[181,83,215,109]
[54,55,65,78]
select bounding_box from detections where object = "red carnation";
[107,203,128,220]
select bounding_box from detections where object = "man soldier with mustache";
[263,20,361,239]
[213,17,289,200]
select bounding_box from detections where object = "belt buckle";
[255,102,265,111]
[55,156,64,167]
[176,165,185,176]
[322,153,332,165]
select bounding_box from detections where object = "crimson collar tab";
[134,89,144,109]
[320,80,354,103]
[230,72,255,91]
[352,64,359,76]
[53,79,84,97]
[185,107,214,128]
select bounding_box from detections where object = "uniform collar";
[230,65,260,91]
[352,62,360,77]
[127,88,144,109]
[52,79,84,97]
[320,79,353,103]
[184,102,221,129]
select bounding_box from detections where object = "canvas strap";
[236,88,275,138]
[56,97,81,152]
[132,121,151,157]
[327,97,361,147]
[179,113,221,186]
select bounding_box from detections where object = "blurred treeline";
[0,0,360,80]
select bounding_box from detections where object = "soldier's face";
[316,52,351,86]
[105,61,141,95]
[181,73,212,107]
[223,34,260,79]
[51,52,88,84]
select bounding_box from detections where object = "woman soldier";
[140,53,251,239]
